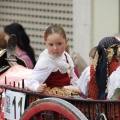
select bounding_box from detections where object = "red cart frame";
[0,80,120,120]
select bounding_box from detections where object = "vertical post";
[22,79,24,89]
[72,0,91,64]
[5,76,7,84]
[13,81,15,87]
[18,82,20,88]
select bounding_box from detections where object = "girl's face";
[4,34,10,43]
[45,33,68,57]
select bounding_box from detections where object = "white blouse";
[78,66,90,96]
[107,66,120,99]
[77,65,120,99]
[27,49,79,92]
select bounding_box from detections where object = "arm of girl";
[36,83,47,93]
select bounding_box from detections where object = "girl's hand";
[37,84,47,93]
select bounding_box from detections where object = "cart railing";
[0,83,120,120]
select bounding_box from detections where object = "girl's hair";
[117,45,120,59]
[89,46,97,59]
[4,22,36,66]
[44,24,66,41]
[0,32,7,49]
[65,45,69,54]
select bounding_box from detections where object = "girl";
[4,22,36,69]
[78,46,97,96]
[0,32,7,49]
[27,24,79,92]
[78,37,120,100]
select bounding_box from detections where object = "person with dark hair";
[4,22,36,69]
[0,32,7,49]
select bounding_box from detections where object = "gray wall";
[0,0,119,65]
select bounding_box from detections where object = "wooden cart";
[0,80,120,120]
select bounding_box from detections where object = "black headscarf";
[95,37,120,99]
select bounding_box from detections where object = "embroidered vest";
[88,57,120,100]
[44,54,71,87]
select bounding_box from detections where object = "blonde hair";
[43,24,66,41]
[89,46,97,59]
[117,45,120,60]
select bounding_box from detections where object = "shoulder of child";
[64,52,74,67]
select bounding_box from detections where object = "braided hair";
[94,37,120,99]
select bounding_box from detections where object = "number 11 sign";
[4,90,26,120]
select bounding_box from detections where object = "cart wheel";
[20,97,87,120]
